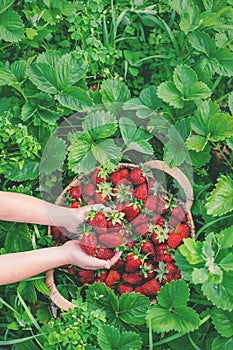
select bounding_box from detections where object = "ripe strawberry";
[122,271,143,285]
[134,223,149,237]
[105,270,121,287]
[167,232,182,248]
[96,247,115,260]
[98,232,124,248]
[122,202,140,221]
[141,261,155,280]
[82,183,95,197]
[118,284,133,295]
[141,279,161,296]
[147,178,159,194]
[51,226,61,240]
[60,233,68,243]
[125,254,142,272]
[87,211,107,233]
[69,187,82,199]
[134,285,144,295]
[70,201,82,208]
[151,232,160,245]
[175,223,190,239]
[170,205,187,227]
[131,213,149,226]
[129,168,146,185]
[92,169,107,184]
[79,233,97,256]
[95,191,109,203]
[140,241,155,257]
[133,183,148,200]
[110,168,129,185]
[106,210,124,230]
[144,195,158,211]
[68,266,75,275]
[154,244,173,262]
[78,269,95,283]
[152,215,165,227]
[112,257,125,270]
[156,194,168,215]
[95,270,108,283]
[165,262,178,274]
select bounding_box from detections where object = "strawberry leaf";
[212,308,233,338]
[118,292,150,325]
[157,81,183,109]
[92,139,121,167]
[188,31,216,56]
[97,325,142,350]
[219,253,233,272]
[206,176,233,216]
[0,9,24,42]
[215,48,233,77]
[83,110,117,139]
[179,238,204,265]
[217,226,233,249]
[212,336,233,350]
[101,79,131,105]
[17,281,37,303]
[56,86,93,111]
[147,280,200,333]
[40,136,66,175]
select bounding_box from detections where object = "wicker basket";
[46,160,195,311]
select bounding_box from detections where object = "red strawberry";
[125,254,142,272]
[175,223,190,239]
[51,226,61,240]
[165,262,178,274]
[68,266,75,275]
[170,205,187,227]
[95,191,109,203]
[60,233,68,243]
[69,187,82,199]
[129,168,146,185]
[134,223,149,237]
[147,178,158,194]
[156,194,168,215]
[122,271,143,285]
[154,244,173,262]
[151,232,160,245]
[141,279,161,296]
[144,195,158,211]
[134,285,144,295]
[167,232,182,248]
[92,169,107,184]
[131,213,149,226]
[133,183,148,200]
[70,201,82,208]
[96,247,115,260]
[87,212,107,233]
[152,215,165,227]
[79,233,97,256]
[112,257,125,270]
[141,261,155,281]
[95,270,108,283]
[118,284,133,295]
[78,269,95,283]
[140,241,155,257]
[82,183,95,197]
[98,232,124,248]
[105,270,121,287]
[122,202,140,221]
[110,168,129,185]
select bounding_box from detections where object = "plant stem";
[148,318,153,350]
[195,214,233,238]
[188,333,202,350]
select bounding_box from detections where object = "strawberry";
[110,168,129,185]
[152,215,165,227]
[70,201,82,208]
[105,270,121,287]
[122,202,140,221]
[140,241,155,257]
[51,226,61,240]
[95,270,108,283]
[141,279,161,296]
[144,195,158,211]
[134,223,149,237]
[129,167,146,185]
[96,247,115,260]
[82,183,95,197]
[131,213,149,226]
[133,183,148,200]
[154,244,173,262]
[78,269,95,283]
[98,232,124,248]
[106,210,125,230]
[162,262,182,284]
[79,233,97,256]
[165,262,178,274]
[68,266,75,275]
[92,168,107,184]
[69,187,82,199]
[170,205,187,227]
[167,232,182,248]
[134,285,144,295]
[156,194,168,214]
[112,257,125,270]
[175,223,190,239]
[141,261,155,280]
[118,284,133,295]
[125,254,142,272]
[147,178,159,194]
[122,271,143,285]
[87,211,107,234]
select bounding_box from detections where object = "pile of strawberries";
[51,165,192,298]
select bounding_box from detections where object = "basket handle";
[143,160,194,211]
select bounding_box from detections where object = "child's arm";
[0,191,104,234]
[0,241,121,285]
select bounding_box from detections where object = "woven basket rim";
[46,160,195,311]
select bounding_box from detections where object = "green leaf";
[33,279,50,295]
[157,81,183,109]
[0,9,24,42]
[17,281,37,303]
[0,67,17,86]
[27,51,87,94]
[174,250,194,280]
[179,238,204,265]
[92,139,121,166]
[119,117,137,146]
[0,0,14,14]
[101,79,131,104]
[185,81,211,100]
[215,48,233,76]
[164,126,189,167]
[118,292,150,325]
[4,160,40,181]
[189,31,216,56]
[4,223,33,253]
[192,268,209,284]
[127,140,154,155]
[56,86,93,111]
[217,226,233,249]
[219,253,233,272]
[173,64,197,94]
[202,275,233,311]
[147,281,200,333]
[83,110,117,139]
[212,308,233,338]
[40,136,67,175]
[68,132,92,172]
[212,336,233,350]
[11,60,26,82]
[139,85,162,110]
[206,176,233,216]
[189,145,211,166]
[229,92,233,115]
[97,325,142,350]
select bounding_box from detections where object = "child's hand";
[62,240,122,270]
